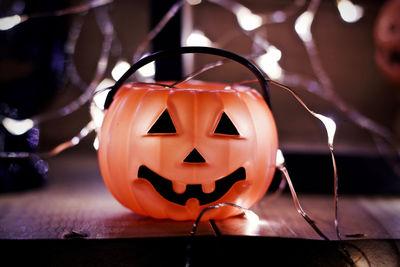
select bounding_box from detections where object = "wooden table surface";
[1,153,400,266]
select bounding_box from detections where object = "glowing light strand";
[1,0,182,158]
[276,156,357,266]
[295,0,333,95]
[276,155,329,241]
[269,80,355,265]
[0,0,305,157]
[207,0,307,28]
[186,202,260,267]
[132,0,185,63]
[204,0,399,175]
[337,0,364,23]
[1,6,115,158]
[32,6,115,123]
[229,77,365,264]
[281,73,400,176]
[207,0,307,81]
[190,202,259,236]
[171,60,227,87]
[0,0,113,31]
[0,120,96,159]
[170,0,398,180]
[292,0,399,175]
[39,121,96,158]
[62,13,90,92]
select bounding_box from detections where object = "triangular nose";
[183,148,206,163]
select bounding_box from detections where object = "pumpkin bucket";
[98,47,278,221]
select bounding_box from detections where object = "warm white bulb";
[186,0,202,5]
[2,117,34,135]
[314,114,336,146]
[271,11,286,23]
[236,7,263,31]
[256,46,283,80]
[244,209,260,223]
[276,149,285,167]
[71,136,80,145]
[267,45,282,62]
[295,11,314,42]
[242,209,260,235]
[90,106,104,130]
[136,54,156,78]
[137,62,155,78]
[0,15,26,31]
[90,79,113,130]
[111,60,131,81]
[94,79,113,107]
[79,125,90,137]
[257,58,283,80]
[337,0,363,23]
[186,30,212,47]
[93,136,99,150]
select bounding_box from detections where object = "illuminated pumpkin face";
[374,0,400,85]
[98,81,278,221]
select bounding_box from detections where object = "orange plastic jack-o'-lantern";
[98,47,278,220]
[374,0,400,86]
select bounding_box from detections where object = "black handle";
[104,46,270,109]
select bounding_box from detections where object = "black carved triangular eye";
[148,109,176,134]
[214,112,240,136]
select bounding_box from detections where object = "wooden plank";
[0,154,214,239]
[2,153,400,241]
[358,197,400,238]
[213,194,400,240]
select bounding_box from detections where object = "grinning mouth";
[137,165,246,205]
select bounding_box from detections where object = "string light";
[271,11,286,23]
[276,149,285,168]
[235,6,263,31]
[243,209,260,225]
[71,136,80,145]
[337,0,364,23]
[0,0,113,31]
[256,45,283,80]
[185,30,212,46]
[1,4,114,158]
[39,121,96,158]
[136,55,156,78]
[137,63,155,78]
[111,60,131,81]
[90,79,113,130]
[315,114,336,147]
[295,11,314,42]
[187,0,202,5]
[93,136,100,150]
[269,82,356,263]
[95,78,114,93]
[209,0,306,27]
[132,0,185,62]
[190,202,260,236]
[2,117,34,135]
[0,14,27,31]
